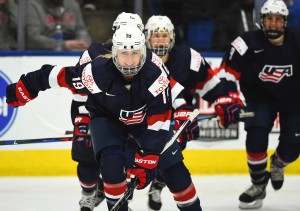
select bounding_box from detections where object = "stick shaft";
[161,109,200,154]
[0,137,73,146]
[110,109,201,211]
[0,111,253,146]
[110,110,255,211]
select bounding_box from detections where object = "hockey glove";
[74,114,92,148]
[174,104,200,149]
[6,75,37,107]
[127,151,159,190]
[214,96,244,128]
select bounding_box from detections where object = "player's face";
[116,49,141,68]
[263,14,285,31]
[150,31,171,48]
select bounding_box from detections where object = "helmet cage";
[145,16,175,56]
[260,0,289,39]
[112,25,146,76]
[147,29,175,56]
[112,47,146,76]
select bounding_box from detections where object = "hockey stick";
[0,137,73,146]
[197,111,254,121]
[110,109,201,211]
[1,112,254,147]
[35,114,73,135]
[110,110,254,211]
[35,112,255,136]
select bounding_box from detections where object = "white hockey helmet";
[112,25,146,76]
[112,12,144,32]
[260,0,289,17]
[260,0,289,39]
[144,15,175,56]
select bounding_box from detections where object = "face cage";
[151,45,170,57]
[112,47,146,76]
[146,30,175,56]
[260,15,287,40]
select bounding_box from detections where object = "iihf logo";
[0,70,17,137]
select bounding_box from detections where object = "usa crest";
[259,65,293,83]
[119,105,147,125]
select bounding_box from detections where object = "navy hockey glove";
[174,105,200,149]
[74,114,92,148]
[214,96,244,128]
[6,75,37,107]
[127,151,159,190]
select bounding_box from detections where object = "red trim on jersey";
[56,67,77,93]
[147,109,172,126]
[192,67,215,90]
[219,63,241,80]
[247,151,268,161]
[103,180,127,196]
[172,183,197,203]
[169,76,177,89]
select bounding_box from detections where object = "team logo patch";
[79,50,92,65]
[148,74,169,97]
[151,53,163,68]
[190,48,202,72]
[231,36,248,56]
[119,105,146,125]
[81,64,101,93]
[259,65,293,83]
[0,70,17,137]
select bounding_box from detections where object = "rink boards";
[0,147,300,176]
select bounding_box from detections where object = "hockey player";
[144,15,245,211]
[215,0,300,209]
[56,12,199,211]
[71,12,145,211]
[6,25,207,211]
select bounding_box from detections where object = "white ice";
[0,175,299,211]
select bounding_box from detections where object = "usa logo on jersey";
[119,105,147,125]
[259,65,293,83]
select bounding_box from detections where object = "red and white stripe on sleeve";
[147,109,172,131]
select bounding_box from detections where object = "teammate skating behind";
[144,15,245,211]
[215,0,300,209]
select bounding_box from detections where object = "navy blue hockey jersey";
[165,44,229,104]
[75,43,230,108]
[22,53,179,153]
[72,42,185,113]
[217,28,300,113]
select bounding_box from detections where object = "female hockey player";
[70,12,144,211]
[6,24,204,211]
[55,12,203,211]
[144,15,244,211]
[215,0,300,209]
